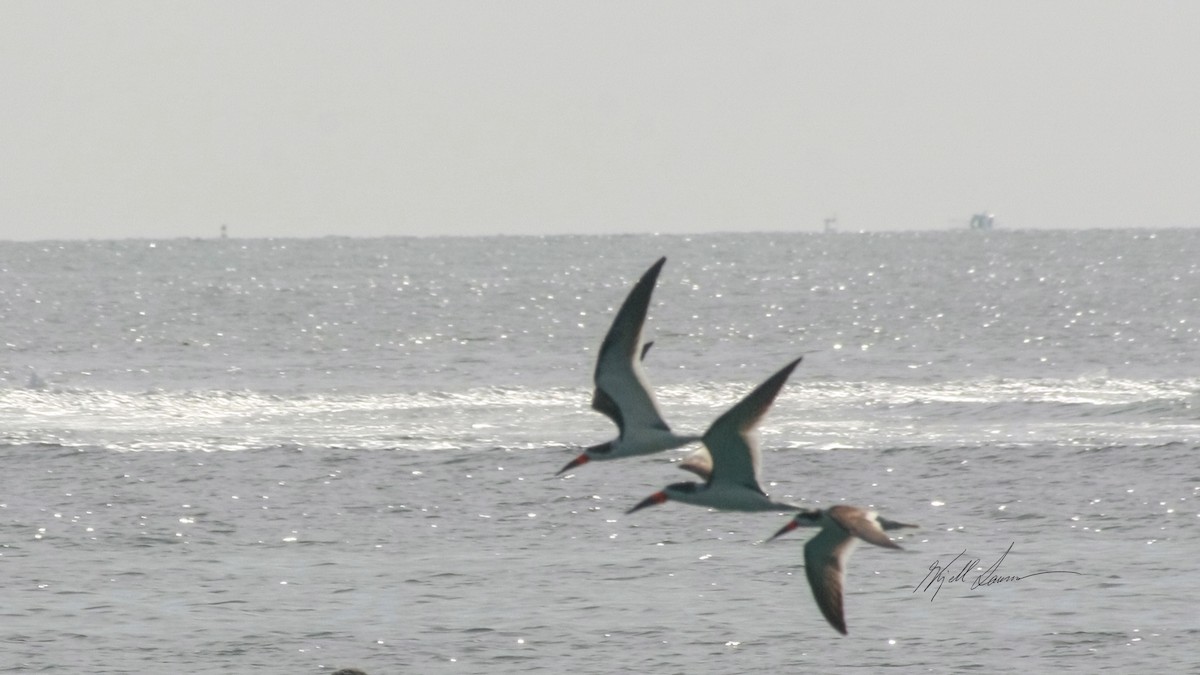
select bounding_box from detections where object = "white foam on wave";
[2,375,1196,454]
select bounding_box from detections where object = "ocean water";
[1,230,1198,673]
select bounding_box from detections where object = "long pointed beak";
[556,453,590,476]
[767,517,800,542]
[627,491,668,514]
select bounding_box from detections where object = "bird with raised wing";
[557,257,701,475]
[627,357,803,512]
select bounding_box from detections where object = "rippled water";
[1,231,1198,673]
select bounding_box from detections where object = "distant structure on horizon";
[969,212,995,230]
[220,224,228,239]
[823,215,838,233]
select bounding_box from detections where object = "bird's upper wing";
[591,257,670,434]
[827,505,904,550]
[701,357,802,491]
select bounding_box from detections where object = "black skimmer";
[626,357,803,512]
[768,505,917,635]
[557,258,701,475]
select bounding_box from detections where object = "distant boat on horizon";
[969,212,996,230]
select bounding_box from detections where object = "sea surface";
[1,230,1198,673]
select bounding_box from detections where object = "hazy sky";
[2,2,1199,240]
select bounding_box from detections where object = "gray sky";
[2,1,1198,240]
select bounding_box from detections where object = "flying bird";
[768,505,917,635]
[557,258,701,475]
[627,357,803,512]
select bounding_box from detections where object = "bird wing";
[591,257,670,435]
[640,341,654,361]
[827,505,904,550]
[804,524,856,635]
[676,447,713,480]
[701,358,802,491]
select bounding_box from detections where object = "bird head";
[766,509,823,542]
[626,481,698,513]
[555,441,613,476]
